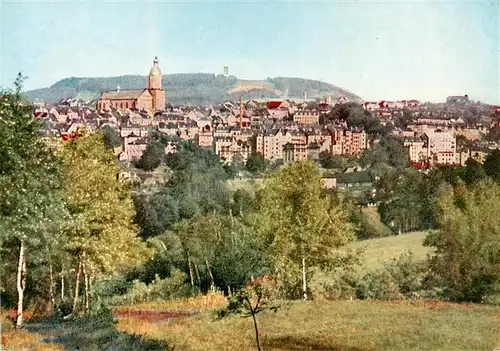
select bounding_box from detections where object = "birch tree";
[0,74,66,327]
[60,132,150,314]
[258,160,355,300]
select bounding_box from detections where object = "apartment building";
[214,136,251,163]
[424,131,456,165]
[293,110,319,125]
[331,129,368,156]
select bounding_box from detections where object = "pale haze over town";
[1,0,498,104]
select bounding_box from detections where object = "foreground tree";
[425,180,500,302]
[0,74,66,327]
[219,281,281,351]
[61,132,149,314]
[258,160,355,299]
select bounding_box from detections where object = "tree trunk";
[48,261,55,312]
[61,272,65,301]
[204,258,215,291]
[302,256,308,301]
[16,240,27,328]
[89,275,93,301]
[72,259,82,314]
[83,265,89,312]
[250,309,262,351]
[194,264,201,285]
[187,254,194,287]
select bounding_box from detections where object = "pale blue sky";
[1,0,499,103]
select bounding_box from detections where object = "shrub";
[324,251,428,301]
[110,269,196,305]
[355,270,401,300]
[323,272,358,300]
[382,251,426,297]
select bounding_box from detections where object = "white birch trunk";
[16,240,27,328]
[302,256,308,301]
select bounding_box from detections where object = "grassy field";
[347,231,433,274]
[115,299,500,351]
[3,232,497,351]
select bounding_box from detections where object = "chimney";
[304,91,307,102]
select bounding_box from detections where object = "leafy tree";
[101,125,122,149]
[219,282,281,351]
[483,149,500,181]
[231,189,256,217]
[61,132,149,313]
[0,74,66,327]
[136,140,164,171]
[258,160,355,300]
[376,168,426,233]
[485,125,500,142]
[326,103,390,136]
[360,136,408,169]
[245,153,266,175]
[424,180,500,302]
[318,151,345,169]
[463,157,486,185]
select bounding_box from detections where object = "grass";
[115,291,227,314]
[1,310,64,351]
[1,308,172,351]
[348,231,433,275]
[115,299,500,351]
[312,231,433,292]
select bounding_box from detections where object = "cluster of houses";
[33,91,500,172]
[31,57,500,180]
[33,96,368,164]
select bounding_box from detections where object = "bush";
[354,207,393,239]
[110,269,196,305]
[324,251,429,301]
[323,272,358,300]
[355,270,401,300]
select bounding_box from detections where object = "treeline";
[375,154,500,234]
[1,76,149,328]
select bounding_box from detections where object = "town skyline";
[2,1,498,104]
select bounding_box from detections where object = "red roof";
[60,132,81,142]
[267,100,282,109]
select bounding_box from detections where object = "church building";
[96,57,166,112]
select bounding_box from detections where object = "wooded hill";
[24,74,363,105]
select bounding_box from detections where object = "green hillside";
[348,231,433,274]
[24,73,363,105]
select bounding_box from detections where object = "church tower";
[148,56,166,111]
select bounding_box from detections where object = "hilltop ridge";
[24,73,363,105]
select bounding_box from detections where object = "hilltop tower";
[148,56,166,111]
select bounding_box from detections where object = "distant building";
[293,110,319,125]
[96,57,166,112]
[406,131,457,166]
[424,131,456,165]
[446,95,469,105]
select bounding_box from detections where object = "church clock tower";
[148,56,166,111]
